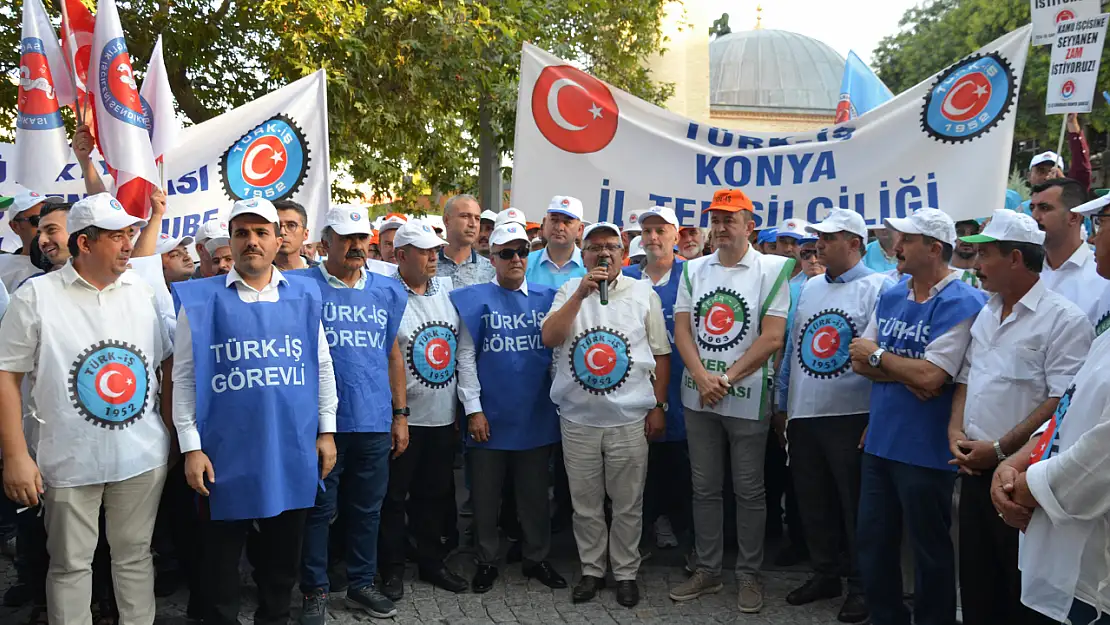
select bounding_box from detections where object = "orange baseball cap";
[370,231,380,245]
[526,221,542,230]
[705,189,754,213]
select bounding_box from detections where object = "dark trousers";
[959,473,1057,625]
[155,458,205,616]
[858,453,956,625]
[202,507,308,625]
[14,503,48,604]
[643,440,692,535]
[765,429,805,549]
[469,445,553,565]
[379,423,456,574]
[301,432,391,592]
[789,415,867,592]
[552,443,572,521]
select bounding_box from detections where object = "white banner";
[511,27,1031,230]
[1031,0,1101,46]
[0,70,330,252]
[1046,13,1108,114]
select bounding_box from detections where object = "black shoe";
[837,592,869,623]
[786,575,842,606]
[346,584,398,619]
[382,571,404,601]
[3,582,32,607]
[615,580,639,607]
[298,589,328,625]
[505,539,522,564]
[25,605,48,625]
[522,561,567,589]
[774,543,810,567]
[572,575,605,603]
[418,565,468,593]
[471,565,498,594]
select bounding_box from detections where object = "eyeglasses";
[1092,212,1110,235]
[584,244,623,253]
[496,247,529,260]
[799,249,817,260]
[279,221,303,233]
[13,215,40,227]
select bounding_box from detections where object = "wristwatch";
[655,401,668,411]
[392,407,410,417]
[719,373,732,387]
[993,440,1007,462]
[868,348,886,368]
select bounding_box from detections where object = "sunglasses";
[799,249,817,260]
[496,247,529,260]
[13,215,40,227]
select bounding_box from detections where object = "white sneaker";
[655,516,679,549]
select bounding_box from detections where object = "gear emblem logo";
[798,309,857,379]
[407,321,457,388]
[694,288,750,351]
[921,52,1015,144]
[570,329,631,394]
[221,114,310,202]
[1031,384,1075,464]
[1096,311,1110,337]
[68,340,150,429]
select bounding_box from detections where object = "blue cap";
[756,228,778,244]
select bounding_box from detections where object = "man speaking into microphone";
[541,222,671,608]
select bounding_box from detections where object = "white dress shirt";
[456,276,528,415]
[172,267,338,453]
[0,254,43,293]
[956,279,1092,442]
[1041,242,1107,321]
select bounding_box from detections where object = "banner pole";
[1056,114,1067,156]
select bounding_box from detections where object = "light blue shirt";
[318,264,367,290]
[525,246,586,289]
[862,240,898,274]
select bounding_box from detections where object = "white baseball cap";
[326,205,373,236]
[489,223,530,247]
[547,196,584,221]
[583,222,621,241]
[623,210,644,233]
[480,209,497,223]
[959,209,1045,245]
[195,218,229,244]
[8,190,62,217]
[637,206,680,228]
[1073,194,1110,216]
[1030,151,1064,170]
[229,197,279,225]
[807,209,868,239]
[378,213,408,233]
[204,234,231,255]
[628,236,645,259]
[155,233,195,255]
[495,207,528,229]
[393,220,446,250]
[68,192,148,233]
[776,219,812,240]
[884,208,957,247]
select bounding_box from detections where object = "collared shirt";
[863,270,976,378]
[456,276,529,415]
[1042,243,1106,321]
[318,264,367,290]
[555,274,670,357]
[526,246,586,288]
[0,254,43,293]
[950,264,983,290]
[956,279,1092,442]
[391,269,444,297]
[172,267,338,453]
[437,247,495,289]
[862,240,898,274]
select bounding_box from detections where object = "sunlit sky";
[704,0,925,68]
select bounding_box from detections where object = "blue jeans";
[300,432,391,592]
[857,453,957,625]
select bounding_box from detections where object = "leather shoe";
[615,580,639,607]
[418,565,468,593]
[786,575,841,606]
[471,565,498,594]
[381,571,404,601]
[837,592,869,623]
[571,575,605,603]
[522,561,567,589]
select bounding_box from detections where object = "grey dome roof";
[709,29,845,113]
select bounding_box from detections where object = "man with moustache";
[438,195,494,289]
[1029,178,1106,321]
[622,207,690,551]
[377,214,408,265]
[946,209,1090,625]
[952,220,984,289]
[679,227,705,260]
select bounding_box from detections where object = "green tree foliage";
[872,0,1110,159]
[1,0,674,200]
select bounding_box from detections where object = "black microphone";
[599,257,609,306]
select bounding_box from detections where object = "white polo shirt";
[1041,243,1106,321]
[956,280,1092,442]
[0,263,172,487]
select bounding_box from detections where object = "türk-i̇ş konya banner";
[511,26,1032,230]
[0,70,329,252]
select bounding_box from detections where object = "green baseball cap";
[0,196,13,211]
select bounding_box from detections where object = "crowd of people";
[0,117,1109,625]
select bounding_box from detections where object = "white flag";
[139,35,181,164]
[14,0,77,189]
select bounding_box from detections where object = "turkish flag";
[60,0,95,118]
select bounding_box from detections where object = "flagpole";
[59,0,85,128]
[1055,114,1067,156]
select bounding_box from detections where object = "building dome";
[709,29,845,114]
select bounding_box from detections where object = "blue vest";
[623,261,686,441]
[173,275,322,520]
[297,268,408,433]
[450,282,560,450]
[866,279,986,471]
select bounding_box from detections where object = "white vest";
[787,272,888,419]
[1093,279,1110,337]
[396,276,459,427]
[680,250,793,420]
[550,278,658,427]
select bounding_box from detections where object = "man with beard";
[679,227,705,260]
[952,220,984,289]
[477,210,496,257]
[35,203,73,271]
[203,226,234,277]
[1029,178,1106,321]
